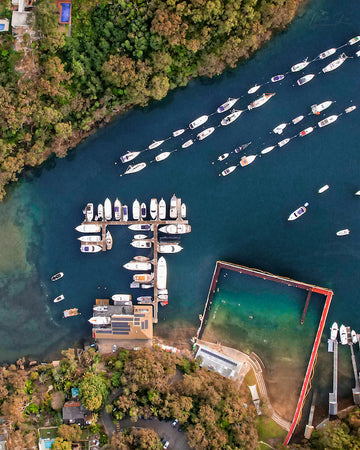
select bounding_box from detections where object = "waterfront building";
[195,344,242,380]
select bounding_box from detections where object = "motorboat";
[159,293,168,301]
[352,330,358,344]
[273,123,287,134]
[63,308,80,318]
[114,198,121,220]
[234,142,251,153]
[97,204,104,221]
[159,198,166,219]
[157,256,167,290]
[261,146,275,155]
[248,84,261,94]
[141,202,147,219]
[340,324,348,345]
[292,115,304,124]
[217,97,239,113]
[80,244,102,253]
[336,229,350,236]
[134,256,150,262]
[170,194,178,219]
[173,129,185,137]
[54,294,65,303]
[131,240,152,248]
[220,110,244,126]
[240,155,257,167]
[248,93,275,110]
[112,294,132,302]
[291,58,309,72]
[271,74,284,82]
[278,138,290,147]
[182,139,194,148]
[330,322,339,340]
[189,115,209,129]
[181,203,186,218]
[288,203,309,221]
[132,199,140,220]
[349,36,360,45]
[356,50,360,57]
[221,166,237,176]
[104,198,112,221]
[133,273,154,283]
[122,205,128,222]
[128,223,153,231]
[84,203,94,222]
[322,53,348,73]
[311,101,333,115]
[345,105,356,113]
[78,235,101,242]
[105,230,113,250]
[155,152,171,162]
[88,316,110,325]
[134,234,148,240]
[120,151,140,163]
[197,127,215,140]
[137,296,153,304]
[160,300,169,306]
[318,48,336,59]
[318,185,329,193]
[318,115,338,128]
[124,162,146,175]
[51,272,64,282]
[159,224,191,234]
[130,282,140,288]
[75,224,101,233]
[158,244,183,253]
[297,74,315,86]
[355,191,360,196]
[150,198,158,219]
[149,139,165,150]
[141,283,153,289]
[123,261,152,271]
[299,127,314,137]
[93,306,108,311]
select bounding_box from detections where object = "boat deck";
[81,198,188,323]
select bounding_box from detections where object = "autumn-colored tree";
[51,437,72,450]
[79,372,109,411]
[111,428,162,450]
[58,424,82,442]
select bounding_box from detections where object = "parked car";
[112,344,117,353]
[163,441,169,450]
[172,418,178,427]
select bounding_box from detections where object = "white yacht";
[352,330,358,344]
[75,224,101,233]
[122,205,128,222]
[288,203,309,221]
[248,93,275,110]
[318,185,329,193]
[123,261,152,271]
[84,203,94,222]
[150,198,158,219]
[141,202,147,219]
[159,224,191,234]
[133,234,148,240]
[155,151,171,162]
[340,325,348,345]
[348,36,360,45]
[97,204,104,221]
[181,203,186,218]
[78,235,101,242]
[182,139,194,148]
[273,123,287,134]
[221,166,237,176]
[93,306,108,312]
[104,198,112,221]
[88,316,111,325]
[170,194,178,219]
[173,129,185,137]
[345,106,356,114]
[120,151,140,163]
[217,97,239,113]
[158,244,183,253]
[248,84,261,94]
[220,110,244,126]
[322,53,348,73]
[197,127,215,140]
[137,296,153,303]
[291,59,309,72]
[148,139,165,150]
[133,273,154,283]
[336,229,350,236]
[318,48,336,59]
[159,198,166,220]
[114,198,121,220]
[318,115,338,128]
[128,223,153,231]
[299,127,314,137]
[217,153,229,161]
[157,256,167,290]
[261,146,275,155]
[124,162,147,175]
[132,199,140,220]
[330,322,339,340]
[240,155,257,167]
[105,230,113,250]
[311,101,333,115]
[131,240,152,248]
[54,294,65,303]
[80,244,102,253]
[189,115,209,129]
[292,115,304,124]
[297,74,315,86]
[278,138,290,147]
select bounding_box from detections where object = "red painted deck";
[198,261,334,444]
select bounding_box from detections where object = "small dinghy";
[217,153,229,161]
[336,229,350,236]
[318,185,329,194]
[345,105,356,114]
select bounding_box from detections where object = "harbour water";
[0,0,359,394]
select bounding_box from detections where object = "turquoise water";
[0,0,360,367]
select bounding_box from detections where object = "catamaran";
[217,97,239,113]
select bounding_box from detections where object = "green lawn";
[256,416,287,442]
[39,426,58,439]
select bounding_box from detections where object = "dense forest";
[0,0,305,199]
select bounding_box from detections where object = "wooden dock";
[81,198,188,324]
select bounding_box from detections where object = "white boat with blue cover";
[288,202,309,221]
[221,166,237,176]
[114,198,121,220]
[80,244,102,253]
[217,97,239,113]
[122,205,128,221]
[271,74,284,82]
[297,74,315,86]
[120,151,140,163]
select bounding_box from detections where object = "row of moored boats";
[330,322,358,345]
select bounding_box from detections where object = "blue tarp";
[60,3,71,23]
[0,24,5,31]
